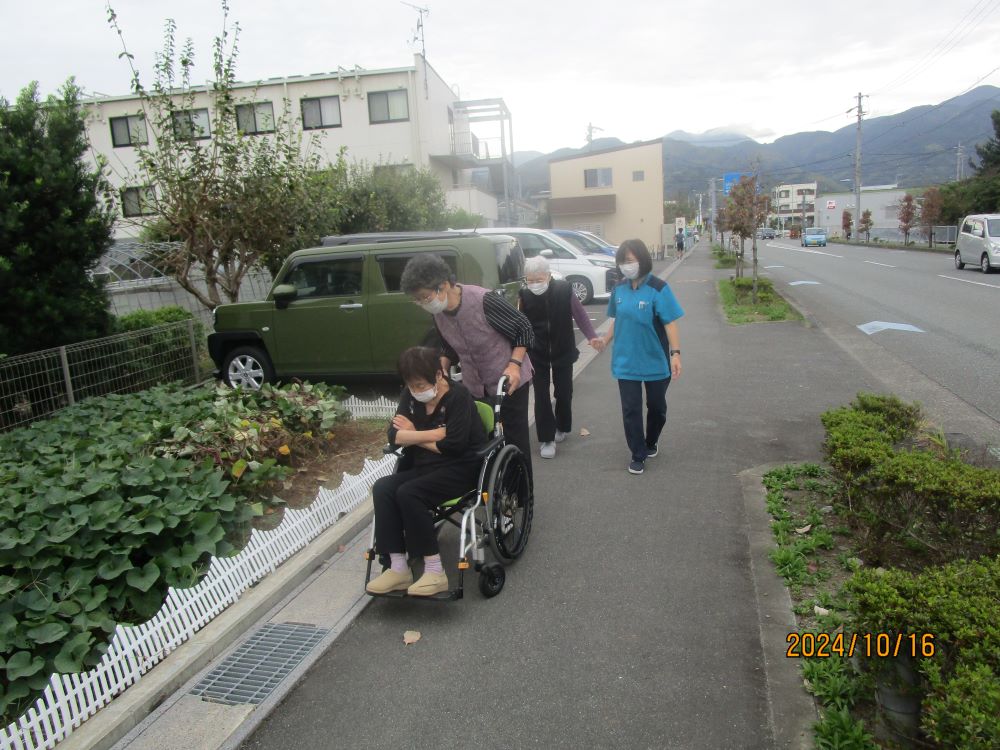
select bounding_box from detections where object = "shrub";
[849,557,1000,749]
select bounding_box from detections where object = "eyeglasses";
[413,286,442,305]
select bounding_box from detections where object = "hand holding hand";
[589,337,605,352]
[392,414,415,431]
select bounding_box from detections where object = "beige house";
[547,139,665,250]
[82,55,513,238]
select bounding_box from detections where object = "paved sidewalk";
[235,242,883,749]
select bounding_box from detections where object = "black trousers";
[497,382,533,481]
[372,460,480,557]
[532,362,574,443]
[617,378,670,462]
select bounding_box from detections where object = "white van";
[955,214,1000,273]
[474,227,618,303]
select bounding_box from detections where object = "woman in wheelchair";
[367,346,488,597]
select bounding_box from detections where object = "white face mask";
[410,385,438,403]
[418,292,447,315]
[619,262,640,280]
[527,281,549,296]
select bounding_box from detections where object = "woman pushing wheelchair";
[367,346,488,597]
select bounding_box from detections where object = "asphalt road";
[753,239,1000,425]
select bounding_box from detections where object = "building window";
[779,190,790,198]
[121,186,156,217]
[632,170,645,182]
[796,188,815,196]
[584,168,613,188]
[171,108,211,140]
[301,96,341,130]
[236,102,275,134]
[368,90,409,124]
[109,115,148,147]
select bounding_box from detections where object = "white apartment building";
[83,55,512,238]
[769,182,818,230]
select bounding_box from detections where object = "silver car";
[955,214,1000,274]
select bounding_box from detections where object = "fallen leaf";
[337,544,347,553]
[278,445,291,456]
[403,630,421,645]
[579,428,591,437]
[794,524,812,535]
[814,605,830,617]
[807,562,819,574]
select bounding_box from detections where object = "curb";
[59,502,374,750]
[739,464,817,749]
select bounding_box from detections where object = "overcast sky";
[3,0,1000,154]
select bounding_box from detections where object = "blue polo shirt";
[607,274,684,381]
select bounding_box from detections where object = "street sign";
[826,200,837,209]
[723,171,751,195]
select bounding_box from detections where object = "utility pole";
[709,178,717,241]
[850,92,866,238]
[957,142,965,181]
[586,123,604,145]
[402,2,430,99]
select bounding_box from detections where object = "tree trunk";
[751,236,759,305]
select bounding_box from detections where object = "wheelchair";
[364,377,533,600]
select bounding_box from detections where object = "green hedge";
[820,393,999,565]
[0,381,345,722]
[849,557,1000,749]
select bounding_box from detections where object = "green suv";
[208,233,525,388]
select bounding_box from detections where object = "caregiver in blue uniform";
[600,239,684,475]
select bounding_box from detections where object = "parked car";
[756,227,776,240]
[550,228,618,257]
[801,227,827,247]
[472,227,618,303]
[208,233,525,388]
[954,214,1000,273]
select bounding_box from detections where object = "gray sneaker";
[646,444,658,458]
[540,442,556,459]
[628,460,644,474]
[555,430,569,443]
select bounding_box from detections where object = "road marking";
[857,321,925,335]
[775,245,844,258]
[938,274,1000,289]
[789,281,821,286]
[764,265,784,269]
[863,260,896,268]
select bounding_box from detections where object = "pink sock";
[424,554,443,574]
[389,553,408,573]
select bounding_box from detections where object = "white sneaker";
[540,442,556,459]
[554,430,569,443]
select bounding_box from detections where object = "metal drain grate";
[191,622,329,705]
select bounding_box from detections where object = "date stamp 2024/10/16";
[785,632,936,659]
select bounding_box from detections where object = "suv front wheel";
[982,254,994,274]
[223,345,275,389]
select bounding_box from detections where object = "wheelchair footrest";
[365,588,463,601]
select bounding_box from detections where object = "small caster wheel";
[478,563,506,598]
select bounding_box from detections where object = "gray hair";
[523,256,550,276]
[400,254,455,294]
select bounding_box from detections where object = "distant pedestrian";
[599,239,684,475]
[676,229,685,258]
[518,256,601,459]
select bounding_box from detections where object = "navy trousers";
[617,377,670,462]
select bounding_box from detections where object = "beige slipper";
[406,570,449,597]
[366,568,413,594]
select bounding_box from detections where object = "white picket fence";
[0,399,397,750]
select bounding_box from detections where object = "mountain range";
[513,86,1000,198]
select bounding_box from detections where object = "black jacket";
[518,279,579,367]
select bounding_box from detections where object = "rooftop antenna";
[586,122,604,145]
[402,1,430,99]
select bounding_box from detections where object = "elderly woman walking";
[400,254,535,478]
[518,256,601,459]
[600,239,684,475]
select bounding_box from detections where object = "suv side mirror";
[272,283,298,309]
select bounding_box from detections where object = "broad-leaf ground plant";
[0,381,345,722]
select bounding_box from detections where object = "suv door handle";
[340,303,363,310]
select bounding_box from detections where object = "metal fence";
[0,320,201,432]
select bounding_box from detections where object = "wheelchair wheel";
[486,444,533,561]
[478,563,505,598]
